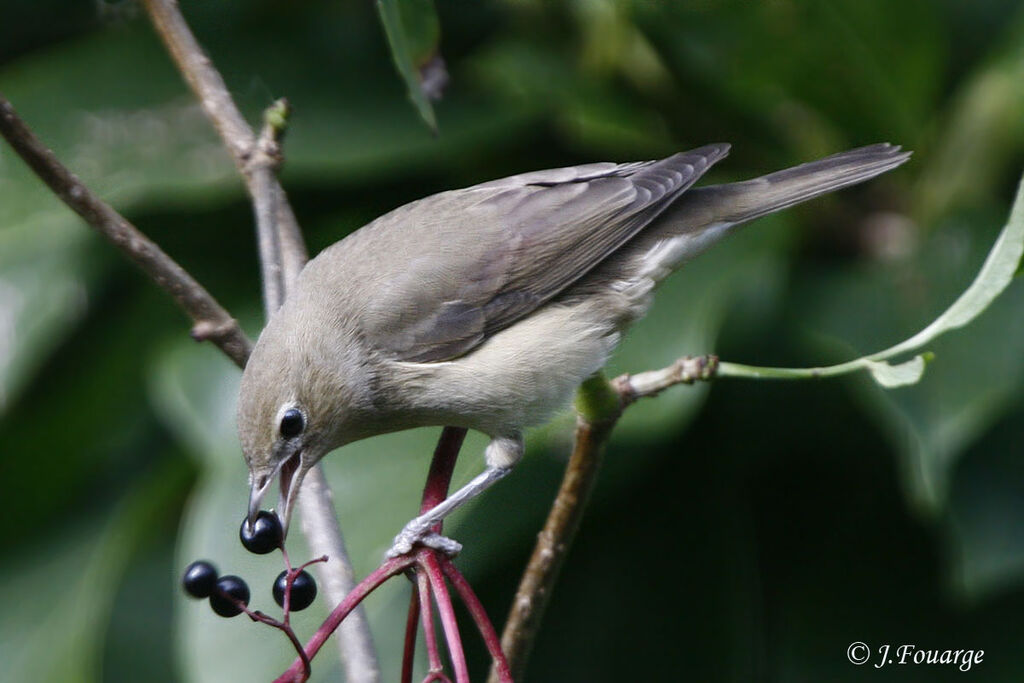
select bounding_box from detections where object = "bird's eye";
[279,408,305,439]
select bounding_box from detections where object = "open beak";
[247,449,308,537]
[247,471,273,529]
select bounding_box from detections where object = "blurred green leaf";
[0,457,189,682]
[719,174,1024,389]
[468,38,672,157]
[947,413,1024,598]
[885,175,1024,355]
[0,217,94,409]
[916,8,1024,222]
[798,206,1024,516]
[634,0,944,151]
[375,0,441,132]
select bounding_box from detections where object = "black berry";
[209,575,250,617]
[273,569,318,611]
[240,510,283,554]
[182,560,219,598]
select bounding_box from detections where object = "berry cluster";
[182,560,249,616]
[181,510,318,619]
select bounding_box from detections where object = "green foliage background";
[2,1,1024,680]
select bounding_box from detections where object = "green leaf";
[883,175,1024,355]
[717,172,1024,389]
[863,355,927,387]
[375,0,441,132]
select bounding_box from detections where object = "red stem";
[399,426,469,682]
[421,550,471,683]
[418,569,446,673]
[401,580,421,683]
[421,427,468,516]
[440,558,513,683]
[276,426,470,682]
[274,555,415,683]
[236,602,311,680]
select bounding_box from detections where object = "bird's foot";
[386,520,462,559]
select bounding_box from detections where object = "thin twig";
[140,2,375,677]
[215,581,319,682]
[440,558,513,683]
[417,569,445,675]
[278,553,329,630]
[0,94,252,368]
[276,555,416,683]
[491,410,616,681]
[613,355,720,405]
[491,357,718,681]
[400,426,467,681]
[421,551,470,683]
[242,606,312,681]
[400,579,421,683]
[141,0,307,279]
[141,0,251,159]
[250,98,303,314]
[296,467,382,680]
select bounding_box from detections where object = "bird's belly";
[387,296,623,437]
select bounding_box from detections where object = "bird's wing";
[359,144,730,362]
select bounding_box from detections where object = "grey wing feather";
[362,144,730,362]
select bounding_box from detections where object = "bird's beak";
[276,448,308,537]
[246,449,308,539]
[247,469,273,528]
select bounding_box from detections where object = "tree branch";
[139,2,375,678]
[491,356,718,681]
[0,94,251,368]
[613,354,720,405]
[141,0,307,294]
[141,0,259,163]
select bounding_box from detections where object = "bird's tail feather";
[600,143,911,297]
[708,143,911,225]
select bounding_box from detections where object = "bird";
[237,142,910,557]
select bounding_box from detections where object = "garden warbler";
[237,143,909,556]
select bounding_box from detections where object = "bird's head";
[236,309,368,537]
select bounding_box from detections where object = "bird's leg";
[386,435,523,558]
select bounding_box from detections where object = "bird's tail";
[699,143,911,225]
[593,144,911,303]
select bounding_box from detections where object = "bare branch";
[141,0,308,299]
[141,0,253,162]
[257,101,308,292]
[296,467,381,681]
[491,409,615,681]
[139,2,374,678]
[491,356,719,681]
[0,94,251,369]
[251,104,287,316]
[612,355,719,405]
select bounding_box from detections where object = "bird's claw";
[386,521,462,559]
